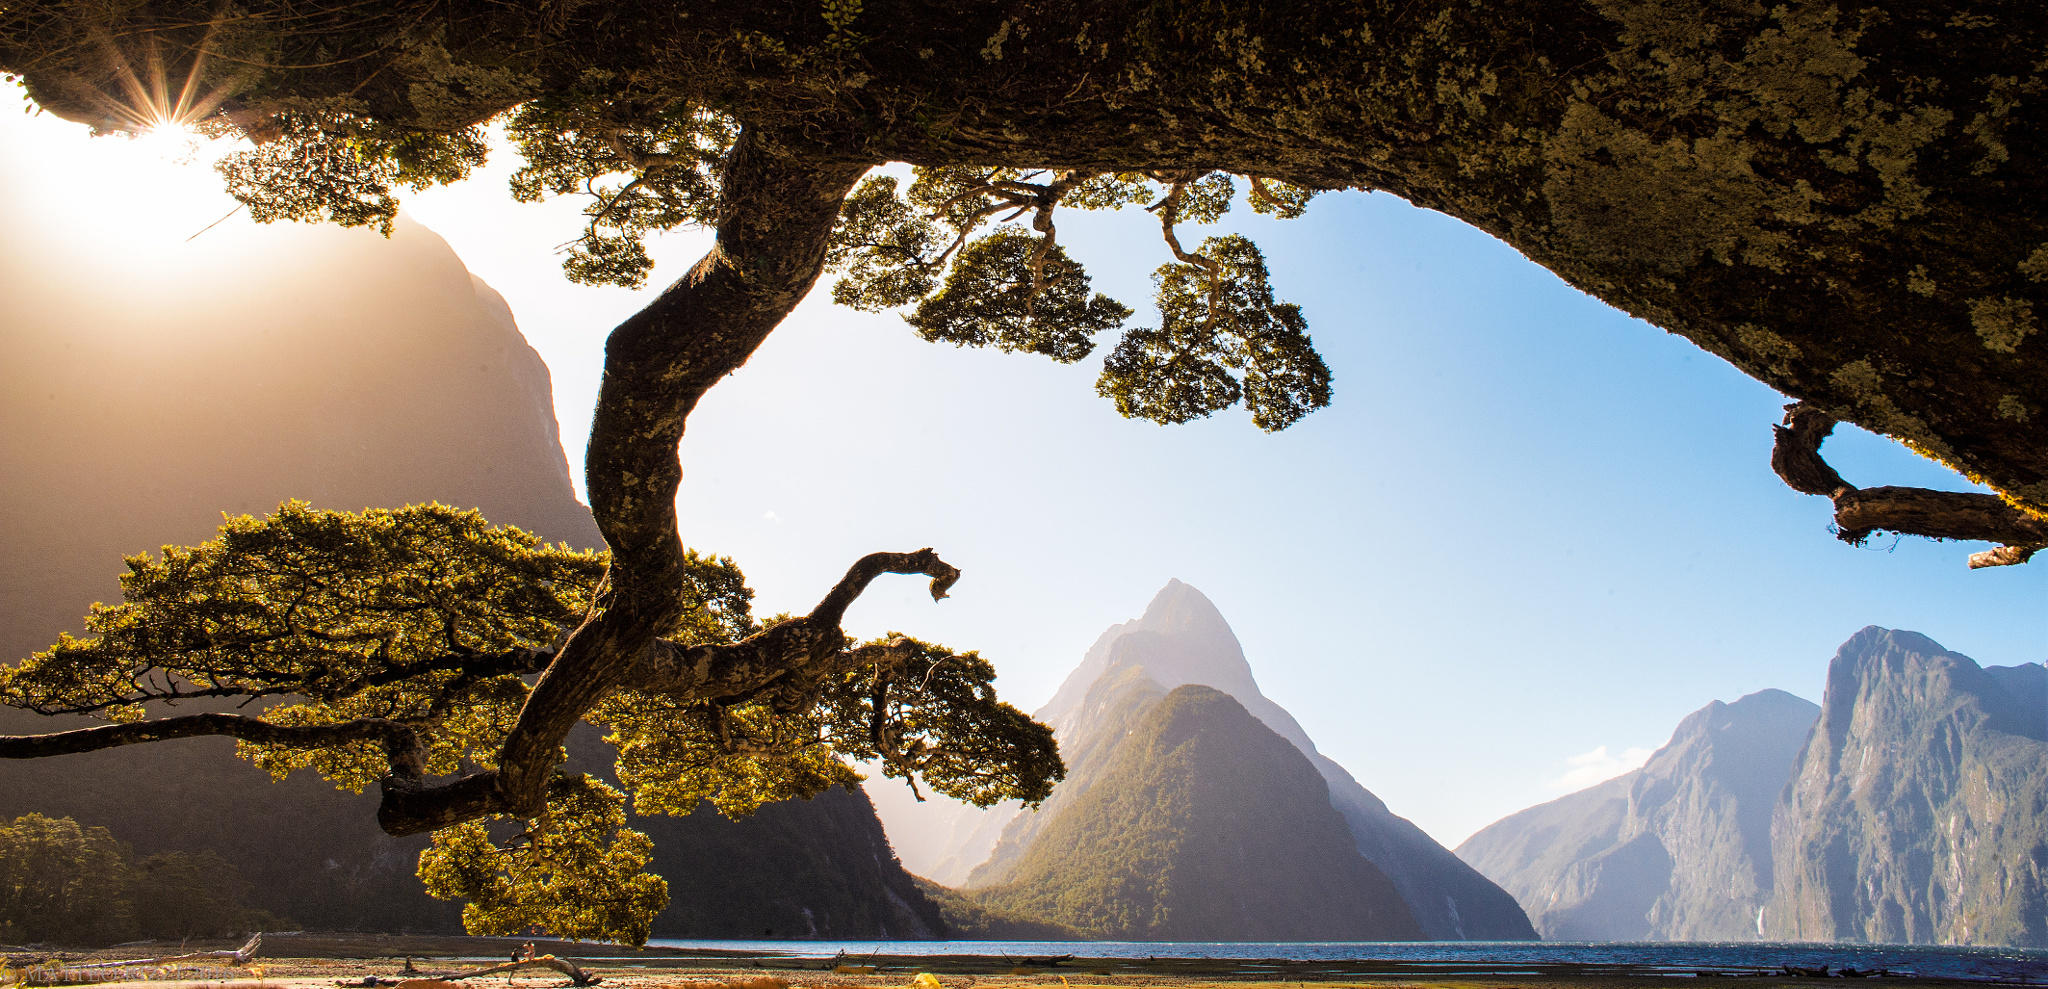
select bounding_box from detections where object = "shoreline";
[8,934,2039,989]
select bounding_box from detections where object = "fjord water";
[648,940,2048,982]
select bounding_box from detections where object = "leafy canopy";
[1,503,1058,944]
[209,101,1335,432]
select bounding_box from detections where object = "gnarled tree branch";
[0,712,427,776]
[361,128,914,834]
[1771,404,2048,569]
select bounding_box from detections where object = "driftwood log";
[62,933,262,970]
[340,955,600,988]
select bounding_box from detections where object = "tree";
[0,813,136,945]
[0,813,272,945]
[1,0,2044,940]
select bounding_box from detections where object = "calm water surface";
[644,939,2048,983]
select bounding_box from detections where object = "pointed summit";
[1038,579,1260,729]
[1137,578,1236,640]
[967,580,1535,939]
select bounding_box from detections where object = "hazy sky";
[3,88,2042,849]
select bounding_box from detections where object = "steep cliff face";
[962,580,1532,939]
[1765,628,2047,948]
[975,685,1422,941]
[0,213,942,939]
[0,218,600,671]
[1457,689,1820,941]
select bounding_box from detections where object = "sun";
[0,82,244,258]
[128,117,207,163]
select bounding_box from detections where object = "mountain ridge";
[1457,687,1819,941]
[1459,626,2046,948]
[954,580,1533,940]
[1765,627,2046,947]
[972,683,1425,940]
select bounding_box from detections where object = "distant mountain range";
[0,213,941,939]
[1458,627,2046,948]
[917,580,1534,940]
[1769,628,2046,947]
[1456,688,1819,940]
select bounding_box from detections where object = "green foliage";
[600,688,861,819]
[3,503,1054,945]
[506,96,737,288]
[827,176,946,311]
[0,814,267,945]
[419,777,667,945]
[216,110,487,235]
[912,877,1081,939]
[1247,178,1317,219]
[825,167,1327,428]
[204,86,1331,431]
[595,632,1060,819]
[0,501,599,762]
[906,228,1132,362]
[0,814,133,945]
[1098,235,1332,432]
[821,638,1062,808]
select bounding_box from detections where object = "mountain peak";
[1038,580,1251,728]
[1138,579,1234,638]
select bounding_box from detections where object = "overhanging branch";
[0,712,427,775]
[1771,404,2048,568]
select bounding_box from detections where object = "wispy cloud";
[1545,744,1654,794]
[762,509,780,522]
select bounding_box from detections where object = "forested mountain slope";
[953,581,1530,940]
[973,684,1422,940]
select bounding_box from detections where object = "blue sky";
[5,94,2042,848]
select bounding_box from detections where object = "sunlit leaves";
[1065,172,1155,211]
[822,166,1331,430]
[2,503,1058,943]
[418,777,668,945]
[598,692,860,818]
[1098,235,1332,432]
[1172,172,1236,224]
[0,501,599,722]
[506,97,737,288]
[663,548,757,645]
[820,637,1061,807]
[1247,177,1318,218]
[217,111,486,235]
[561,233,655,288]
[829,175,945,311]
[907,228,1132,362]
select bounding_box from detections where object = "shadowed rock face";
[1766,628,2047,948]
[974,684,1423,941]
[966,580,1533,940]
[0,213,941,939]
[1457,689,1820,941]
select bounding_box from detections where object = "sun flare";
[128,118,207,163]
